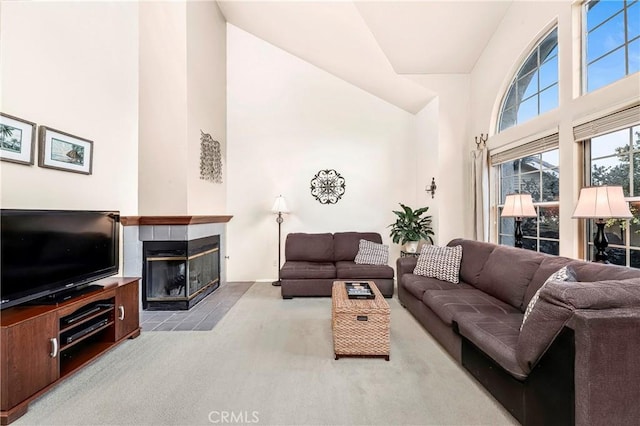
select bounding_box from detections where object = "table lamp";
[572,186,632,263]
[501,193,537,248]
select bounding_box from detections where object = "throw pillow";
[413,245,463,284]
[520,265,576,331]
[354,239,389,266]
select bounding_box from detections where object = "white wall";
[469,1,639,259]
[187,1,227,214]
[138,0,227,215]
[0,1,139,214]
[226,25,426,281]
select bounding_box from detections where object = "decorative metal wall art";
[310,169,346,204]
[199,130,222,183]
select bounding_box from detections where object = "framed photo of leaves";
[39,126,93,175]
[0,113,36,165]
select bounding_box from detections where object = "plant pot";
[404,241,419,253]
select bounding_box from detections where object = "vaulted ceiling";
[217,1,513,113]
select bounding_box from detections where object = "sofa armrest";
[567,308,640,426]
[396,257,417,281]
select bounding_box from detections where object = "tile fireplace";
[143,235,220,310]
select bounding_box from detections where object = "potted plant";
[388,203,434,253]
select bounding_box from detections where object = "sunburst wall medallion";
[310,169,346,204]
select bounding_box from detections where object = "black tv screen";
[1,209,120,309]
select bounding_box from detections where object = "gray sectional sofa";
[397,238,640,426]
[280,232,394,298]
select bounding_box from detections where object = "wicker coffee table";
[331,281,390,361]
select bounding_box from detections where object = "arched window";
[498,28,558,132]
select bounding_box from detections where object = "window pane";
[587,11,625,62]
[587,46,626,91]
[630,201,640,246]
[587,0,624,32]
[631,249,640,268]
[591,128,629,158]
[539,206,560,239]
[541,150,559,168]
[522,238,537,251]
[500,107,517,131]
[517,95,538,124]
[606,219,627,245]
[634,153,640,196]
[501,160,518,177]
[606,247,627,265]
[539,56,558,89]
[501,176,519,202]
[591,157,630,193]
[519,70,538,100]
[519,52,539,78]
[503,85,517,111]
[539,29,558,61]
[500,235,515,247]
[541,169,560,201]
[522,217,537,237]
[540,240,559,255]
[628,1,640,40]
[521,172,541,202]
[500,215,515,236]
[629,38,640,74]
[539,84,558,114]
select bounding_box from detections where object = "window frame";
[581,126,640,267]
[582,0,640,93]
[495,147,561,255]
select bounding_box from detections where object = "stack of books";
[345,282,375,299]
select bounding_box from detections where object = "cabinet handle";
[50,338,58,358]
[118,305,125,321]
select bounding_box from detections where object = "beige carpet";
[16,283,517,425]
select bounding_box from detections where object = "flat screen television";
[1,209,120,309]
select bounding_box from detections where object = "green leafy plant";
[388,203,434,245]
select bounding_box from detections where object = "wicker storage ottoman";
[331,281,390,361]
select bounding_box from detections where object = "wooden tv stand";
[0,277,141,425]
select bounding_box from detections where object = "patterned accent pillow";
[520,265,576,331]
[354,239,389,265]
[413,245,463,284]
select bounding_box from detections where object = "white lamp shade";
[572,186,632,219]
[501,193,537,218]
[271,195,290,214]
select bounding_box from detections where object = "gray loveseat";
[280,232,394,299]
[397,238,640,426]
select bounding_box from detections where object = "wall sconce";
[426,177,437,199]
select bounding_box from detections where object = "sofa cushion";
[401,274,473,300]
[280,261,336,279]
[333,232,382,261]
[335,261,394,279]
[448,239,497,286]
[525,255,575,308]
[354,239,389,265]
[414,245,463,283]
[284,233,334,262]
[475,245,545,311]
[516,278,640,374]
[571,261,640,282]
[521,265,576,330]
[456,312,527,380]
[422,289,520,326]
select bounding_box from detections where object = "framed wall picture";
[38,126,93,175]
[0,113,37,165]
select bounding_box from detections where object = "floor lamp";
[271,195,289,286]
[501,193,537,248]
[572,186,632,263]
